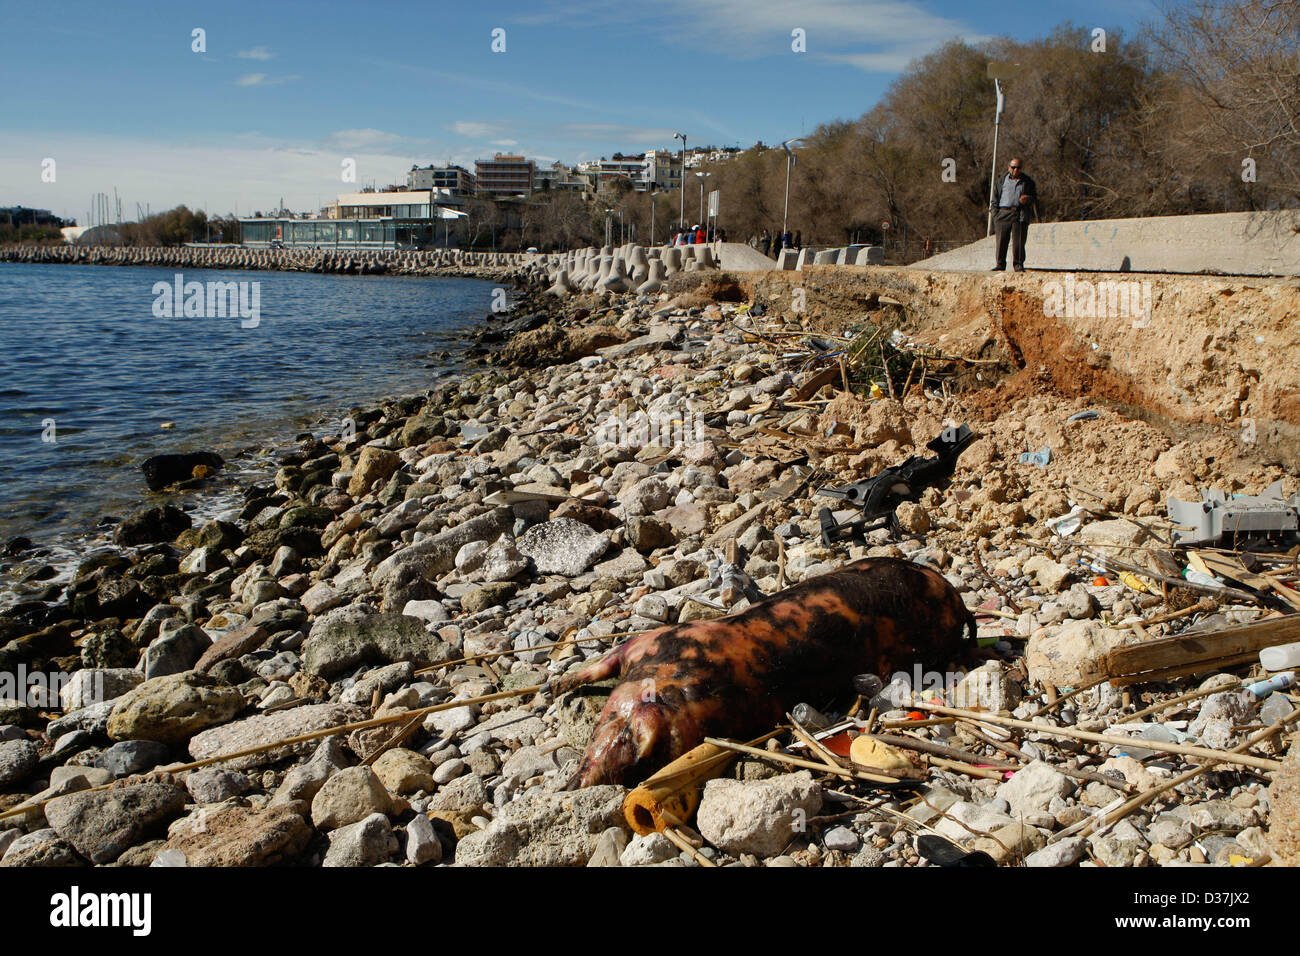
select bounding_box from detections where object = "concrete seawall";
[922,210,1300,276]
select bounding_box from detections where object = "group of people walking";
[671,224,726,246]
[754,228,801,258]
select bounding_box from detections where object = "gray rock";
[1024,836,1087,867]
[90,739,172,777]
[143,624,212,679]
[620,832,677,866]
[453,784,626,866]
[0,739,38,788]
[1189,690,1257,750]
[188,703,366,770]
[823,826,861,853]
[696,771,822,857]
[270,736,351,805]
[185,768,252,804]
[516,519,610,577]
[322,812,398,867]
[48,700,116,739]
[427,773,488,814]
[369,507,514,590]
[997,761,1077,817]
[106,671,245,745]
[587,826,628,867]
[622,477,670,516]
[311,765,396,831]
[58,668,143,711]
[44,782,187,864]
[405,812,443,865]
[302,605,453,678]
[2,827,59,860]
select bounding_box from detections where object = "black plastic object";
[914,834,996,868]
[817,424,976,546]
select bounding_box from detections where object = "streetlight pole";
[987,78,1005,237]
[673,132,686,232]
[605,209,612,247]
[781,139,802,238]
[696,172,709,226]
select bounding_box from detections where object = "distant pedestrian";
[717,227,726,242]
[991,157,1038,272]
[781,230,792,251]
[772,229,783,253]
[760,228,771,256]
[793,230,802,251]
[923,236,934,258]
[693,224,705,244]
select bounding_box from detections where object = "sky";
[1,0,1161,222]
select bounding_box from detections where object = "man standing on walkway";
[991,157,1037,272]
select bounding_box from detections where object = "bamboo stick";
[1026,675,1110,719]
[906,702,1284,772]
[662,826,716,867]
[1116,685,1231,723]
[1075,705,1300,840]
[414,632,635,675]
[702,737,909,785]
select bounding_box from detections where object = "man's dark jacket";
[990,172,1039,224]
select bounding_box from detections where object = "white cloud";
[448,121,502,138]
[235,46,275,61]
[491,138,519,147]
[328,128,407,149]
[235,73,300,87]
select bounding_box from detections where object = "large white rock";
[695,771,822,857]
[996,760,1077,818]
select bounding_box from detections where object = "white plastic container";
[1260,641,1300,671]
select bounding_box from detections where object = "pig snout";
[566,693,671,789]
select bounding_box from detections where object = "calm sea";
[0,263,498,600]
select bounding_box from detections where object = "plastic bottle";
[852,674,884,698]
[791,702,832,730]
[1118,571,1151,594]
[1245,672,1295,698]
[1260,641,1300,671]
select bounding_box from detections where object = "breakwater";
[0,244,539,277]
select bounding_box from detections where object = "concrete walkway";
[922,210,1300,277]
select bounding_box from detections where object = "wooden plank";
[793,365,840,402]
[1104,613,1300,681]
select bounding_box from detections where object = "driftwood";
[1104,613,1300,687]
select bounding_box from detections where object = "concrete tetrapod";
[637,259,667,294]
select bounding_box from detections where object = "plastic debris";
[1067,410,1100,422]
[1019,446,1051,468]
[1260,640,1300,671]
[1245,672,1295,698]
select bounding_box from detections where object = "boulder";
[302,605,452,678]
[140,452,224,491]
[695,771,822,857]
[45,782,187,864]
[106,672,245,745]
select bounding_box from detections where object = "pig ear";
[630,703,662,760]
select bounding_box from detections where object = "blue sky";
[2,0,1160,222]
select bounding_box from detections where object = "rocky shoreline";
[0,249,1296,869]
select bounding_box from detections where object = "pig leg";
[549,640,633,697]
